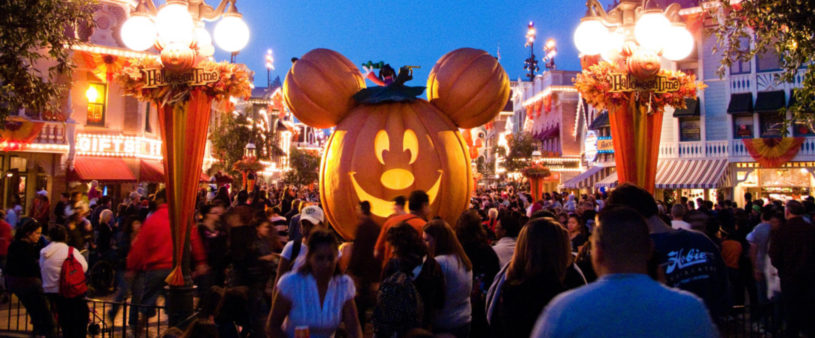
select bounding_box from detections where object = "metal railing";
[0,294,167,337]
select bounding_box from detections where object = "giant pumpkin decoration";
[284,48,509,239]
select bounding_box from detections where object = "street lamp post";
[572,0,695,193]
[543,38,557,70]
[119,0,251,327]
[265,49,274,88]
[523,22,539,81]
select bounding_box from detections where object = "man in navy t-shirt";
[606,184,728,320]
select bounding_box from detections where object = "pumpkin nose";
[380,168,415,190]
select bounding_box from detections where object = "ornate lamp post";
[118,0,251,326]
[573,0,698,193]
[543,38,557,70]
[523,22,539,80]
[265,49,274,88]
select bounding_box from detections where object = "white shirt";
[492,237,517,268]
[434,254,473,329]
[276,272,356,338]
[671,219,692,231]
[281,240,308,272]
[40,242,88,294]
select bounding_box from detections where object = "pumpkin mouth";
[349,170,442,218]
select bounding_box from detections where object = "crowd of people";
[1,181,814,337]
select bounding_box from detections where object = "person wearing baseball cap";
[275,205,325,285]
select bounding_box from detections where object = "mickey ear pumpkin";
[427,48,510,128]
[283,49,366,128]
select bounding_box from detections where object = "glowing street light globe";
[601,29,626,63]
[634,11,670,52]
[214,15,249,52]
[156,3,194,47]
[574,19,608,55]
[662,24,694,60]
[120,15,156,51]
[194,25,212,47]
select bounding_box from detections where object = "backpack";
[372,271,423,338]
[59,247,87,298]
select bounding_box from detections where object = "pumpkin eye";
[375,130,389,165]
[403,129,419,164]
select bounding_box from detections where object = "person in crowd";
[40,225,89,337]
[5,203,21,229]
[375,190,431,268]
[108,217,142,328]
[96,209,115,260]
[127,189,208,333]
[605,183,728,320]
[720,228,743,306]
[268,207,289,241]
[482,208,499,242]
[285,199,304,241]
[276,205,325,284]
[53,192,70,226]
[566,214,588,252]
[0,210,11,267]
[90,196,112,229]
[5,218,55,337]
[267,229,362,338]
[30,191,50,229]
[670,204,692,231]
[491,217,576,338]
[197,204,228,289]
[491,211,521,268]
[746,207,774,310]
[423,220,473,337]
[455,210,500,338]
[346,201,381,327]
[769,200,815,336]
[379,222,445,334]
[531,206,717,338]
[392,195,408,216]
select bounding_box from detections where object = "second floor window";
[757,49,781,72]
[679,117,701,141]
[86,83,106,126]
[759,111,784,137]
[733,114,754,139]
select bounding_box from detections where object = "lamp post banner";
[156,89,213,286]
[609,99,663,194]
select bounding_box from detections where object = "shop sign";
[584,131,598,162]
[142,67,220,89]
[608,73,681,93]
[597,136,614,153]
[76,133,162,159]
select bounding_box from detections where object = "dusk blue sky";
[210,0,597,89]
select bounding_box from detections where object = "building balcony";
[730,69,806,94]
[659,137,815,163]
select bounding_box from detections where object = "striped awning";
[594,159,731,190]
[561,166,607,190]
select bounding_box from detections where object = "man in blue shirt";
[532,205,717,338]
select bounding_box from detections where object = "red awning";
[140,159,210,183]
[69,157,136,182]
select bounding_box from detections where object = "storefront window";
[86,83,106,126]
[733,114,754,139]
[793,122,815,136]
[757,50,781,72]
[679,117,701,141]
[759,112,784,137]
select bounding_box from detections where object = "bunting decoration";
[743,137,805,168]
[0,117,46,151]
[75,50,129,83]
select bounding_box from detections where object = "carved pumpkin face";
[627,49,661,80]
[284,48,508,239]
[161,43,196,72]
[320,101,472,238]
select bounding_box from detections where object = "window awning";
[727,93,753,114]
[139,159,210,183]
[589,111,609,130]
[594,159,731,190]
[69,157,136,182]
[673,98,700,117]
[755,90,786,112]
[560,166,607,190]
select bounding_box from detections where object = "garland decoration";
[574,61,705,115]
[522,163,552,179]
[743,137,804,168]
